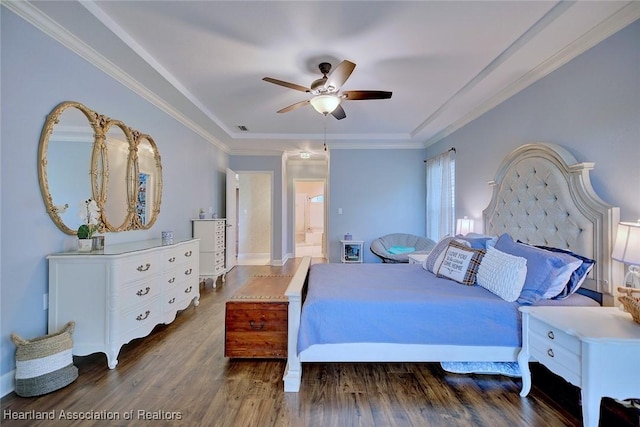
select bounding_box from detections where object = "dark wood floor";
[2,258,585,426]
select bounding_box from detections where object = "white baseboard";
[237,252,270,260]
[1,369,15,398]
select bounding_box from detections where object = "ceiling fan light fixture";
[310,95,340,115]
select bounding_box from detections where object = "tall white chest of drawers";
[47,238,200,369]
[192,219,226,287]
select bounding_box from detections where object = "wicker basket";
[10,321,78,397]
[618,287,640,325]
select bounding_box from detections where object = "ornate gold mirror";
[99,119,135,231]
[133,134,163,229]
[39,101,100,235]
[38,101,162,236]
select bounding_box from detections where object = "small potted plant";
[198,208,206,219]
[77,199,100,251]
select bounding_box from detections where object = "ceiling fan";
[262,60,392,120]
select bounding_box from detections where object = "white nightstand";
[518,306,640,427]
[407,253,429,265]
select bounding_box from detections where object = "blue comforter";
[298,263,522,354]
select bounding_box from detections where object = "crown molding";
[424,2,640,147]
[3,0,230,153]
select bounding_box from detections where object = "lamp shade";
[612,222,640,266]
[456,217,474,235]
[309,95,340,115]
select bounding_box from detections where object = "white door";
[226,168,237,271]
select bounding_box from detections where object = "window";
[425,150,455,240]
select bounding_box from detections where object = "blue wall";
[328,149,426,263]
[1,11,227,381]
[426,20,639,227]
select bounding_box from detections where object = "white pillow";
[477,246,528,302]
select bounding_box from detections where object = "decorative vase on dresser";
[47,238,200,369]
[192,218,226,288]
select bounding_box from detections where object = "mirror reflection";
[134,134,162,229]
[39,102,97,234]
[102,120,133,231]
[38,101,162,236]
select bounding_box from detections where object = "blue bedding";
[298,263,523,354]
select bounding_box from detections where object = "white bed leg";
[283,256,311,393]
[283,361,301,392]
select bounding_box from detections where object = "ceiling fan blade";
[342,90,392,100]
[331,104,346,120]
[277,99,310,114]
[325,60,356,91]
[262,77,309,93]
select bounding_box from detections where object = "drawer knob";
[249,320,265,330]
[547,331,555,339]
[137,263,151,272]
[168,257,176,263]
[168,277,175,284]
[136,286,150,296]
[168,297,175,304]
[136,310,150,321]
[185,268,193,276]
[547,348,554,358]
[184,286,192,294]
[185,250,193,257]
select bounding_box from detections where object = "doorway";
[235,172,272,266]
[294,180,325,257]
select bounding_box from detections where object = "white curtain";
[425,150,455,240]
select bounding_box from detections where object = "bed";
[283,143,621,392]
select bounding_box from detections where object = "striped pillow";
[11,321,78,397]
[477,247,528,302]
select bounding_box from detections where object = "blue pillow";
[533,245,595,300]
[456,233,496,250]
[494,234,582,305]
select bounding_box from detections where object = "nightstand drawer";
[529,333,581,386]
[529,317,581,354]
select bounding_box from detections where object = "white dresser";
[192,219,226,287]
[48,238,200,369]
[518,306,640,427]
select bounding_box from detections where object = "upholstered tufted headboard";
[483,143,621,304]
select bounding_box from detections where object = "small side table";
[518,306,640,427]
[408,253,429,265]
[340,240,364,263]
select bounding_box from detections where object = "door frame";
[293,178,327,258]
[233,170,273,265]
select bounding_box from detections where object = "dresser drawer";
[165,282,198,312]
[119,297,162,337]
[215,236,225,249]
[116,252,161,283]
[118,278,161,311]
[165,243,197,265]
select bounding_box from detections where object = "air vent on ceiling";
[237,125,249,132]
